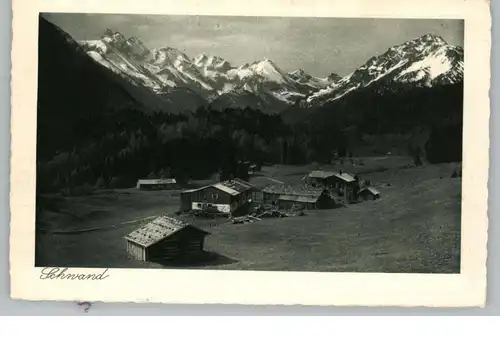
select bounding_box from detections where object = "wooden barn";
[124,215,209,263]
[136,178,177,190]
[261,184,336,210]
[180,179,257,215]
[246,176,283,203]
[359,187,380,200]
[277,194,325,210]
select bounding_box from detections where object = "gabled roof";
[307,170,357,183]
[308,170,337,179]
[124,215,209,248]
[213,179,254,196]
[333,173,356,183]
[137,178,176,185]
[262,184,325,197]
[360,187,380,195]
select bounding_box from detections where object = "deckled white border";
[10,0,490,307]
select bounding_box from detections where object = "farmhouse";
[180,179,256,215]
[261,184,335,210]
[306,170,358,203]
[359,187,380,200]
[306,170,337,188]
[124,215,209,263]
[136,178,177,190]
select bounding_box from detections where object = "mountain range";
[36,15,464,195]
[78,28,463,117]
[304,34,463,106]
[80,29,338,114]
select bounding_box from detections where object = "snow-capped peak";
[79,28,338,112]
[193,53,208,66]
[306,33,463,104]
[193,53,233,72]
[152,46,191,67]
[247,59,290,84]
[288,68,339,90]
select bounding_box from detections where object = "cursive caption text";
[40,268,110,280]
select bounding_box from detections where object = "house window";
[197,203,202,208]
[211,193,219,201]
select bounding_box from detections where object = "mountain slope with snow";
[305,34,463,105]
[209,86,288,113]
[288,69,340,89]
[81,33,216,103]
[79,30,334,113]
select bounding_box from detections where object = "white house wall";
[192,202,231,214]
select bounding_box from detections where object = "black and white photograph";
[33,12,466,273]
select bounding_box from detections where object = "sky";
[43,13,464,77]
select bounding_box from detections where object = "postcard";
[10,0,490,306]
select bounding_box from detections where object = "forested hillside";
[37,15,464,198]
[283,81,463,163]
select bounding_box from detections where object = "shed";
[359,187,380,200]
[277,194,324,210]
[262,184,336,209]
[136,178,177,190]
[124,215,209,263]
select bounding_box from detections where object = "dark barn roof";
[124,215,209,248]
[307,170,356,183]
[278,194,320,203]
[262,184,326,197]
[180,179,257,197]
[307,170,337,179]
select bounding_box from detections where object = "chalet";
[261,184,336,210]
[306,170,337,188]
[124,215,209,263]
[306,170,358,203]
[136,178,177,190]
[359,187,380,200]
[330,172,358,203]
[180,179,256,215]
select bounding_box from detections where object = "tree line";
[36,84,464,196]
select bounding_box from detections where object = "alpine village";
[35,16,463,273]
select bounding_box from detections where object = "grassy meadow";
[35,156,461,273]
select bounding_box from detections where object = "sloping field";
[35,158,461,273]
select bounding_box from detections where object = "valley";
[35,15,464,273]
[36,158,461,273]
